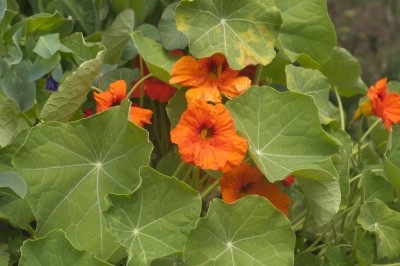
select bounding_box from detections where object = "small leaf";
[104,167,201,265]
[176,0,282,69]
[183,196,295,265]
[294,252,321,266]
[61,32,104,64]
[357,199,400,260]
[362,171,394,204]
[166,89,187,129]
[28,52,61,82]
[0,98,19,148]
[277,0,336,65]
[32,33,61,59]
[158,2,188,50]
[320,47,367,97]
[226,86,339,182]
[131,32,180,84]
[353,226,375,266]
[19,230,111,266]
[0,172,26,198]
[15,100,153,259]
[40,50,104,122]
[324,245,352,266]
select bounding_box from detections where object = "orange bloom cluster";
[93,80,153,127]
[169,53,251,103]
[170,100,248,172]
[353,78,400,130]
[219,164,291,216]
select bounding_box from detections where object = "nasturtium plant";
[1,0,400,265]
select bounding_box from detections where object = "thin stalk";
[91,86,103,93]
[139,56,145,106]
[200,181,220,199]
[360,119,381,143]
[20,113,33,127]
[126,74,153,100]
[252,64,263,85]
[351,141,373,156]
[357,116,365,168]
[298,210,310,252]
[334,86,346,131]
[182,167,193,184]
[172,161,185,178]
[159,102,169,155]
[349,169,382,184]
[150,100,163,154]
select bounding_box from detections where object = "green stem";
[252,64,263,85]
[150,100,163,154]
[349,169,382,184]
[126,74,153,100]
[298,210,310,252]
[139,56,145,106]
[182,167,193,184]
[37,0,45,12]
[172,161,185,178]
[360,119,381,143]
[200,180,219,199]
[334,86,345,131]
[20,112,33,127]
[351,141,373,156]
[60,0,91,34]
[357,116,364,168]
[160,102,169,155]
[91,86,103,93]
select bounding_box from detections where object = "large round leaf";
[104,167,201,265]
[184,196,295,265]
[226,86,339,182]
[14,100,153,259]
[20,230,111,266]
[175,0,282,69]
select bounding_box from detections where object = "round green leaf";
[357,199,400,260]
[20,230,111,266]
[184,196,295,265]
[104,167,201,265]
[276,0,336,65]
[226,86,339,182]
[176,0,282,69]
[158,2,188,50]
[14,100,153,259]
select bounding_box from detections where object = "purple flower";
[46,75,59,92]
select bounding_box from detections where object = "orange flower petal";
[170,56,207,87]
[129,106,153,128]
[219,164,291,216]
[93,80,127,113]
[219,76,252,98]
[170,100,247,172]
[185,85,222,103]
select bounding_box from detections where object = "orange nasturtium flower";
[93,80,153,127]
[219,164,291,216]
[170,100,248,172]
[352,78,400,130]
[169,53,251,103]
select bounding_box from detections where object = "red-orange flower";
[282,175,296,187]
[169,53,251,103]
[93,80,152,128]
[219,164,290,216]
[352,78,400,130]
[170,100,248,172]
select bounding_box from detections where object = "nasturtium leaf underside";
[286,65,339,124]
[357,199,400,260]
[176,0,282,69]
[296,176,340,225]
[40,50,104,122]
[0,98,19,148]
[104,167,201,266]
[276,0,336,66]
[226,86,339,182]
[19,230,111,266]
[384,125,400,197]
[131,32,179,84]
[158,2,188,50]
[184,196,295,265]
[14,100,153,259]
[320,47,367,97]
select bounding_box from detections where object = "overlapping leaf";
[40,50,104,122]
[19,230,111,266]
[357,199,400,260]
[384,125,400,197]
[276,0,336,66]
[226,86,339,182]
[0,97,19,148]
[184,196,295,265]
[362,171,394,204]
[175,0,282,69]
[14,100,153,259]
[104,167,201,265]
[158,2,188,50]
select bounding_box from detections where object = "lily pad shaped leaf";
[175,0,282,69]
[184,196,295,265]
[384,125,400,197]
[226,86,339,182]
[104,167,201,266]
[357,199,400,260]
[277,0,336,66]
[14,100,153,260]
[20,230,111,266]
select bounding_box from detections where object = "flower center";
[200,128,213,139]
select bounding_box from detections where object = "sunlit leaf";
[158,2,188,50]
[320,47,367,97]
[104,167,201,265]
[19,230,111,266]
[14,100,153,259]
[176,0,282,69]
[184,196,295,265]
[40,50,104,122]
[358,199,400,260]
[226,86,339,182]
[276,0,336,66]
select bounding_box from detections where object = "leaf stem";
[360,119,381,143]
[334,86,345,131]
[172,161,185,178]
[200,180,219,200]
[349,169,382,184]
[139,56,145,106]
[91,86,103,93]
[252,64,263,85]
[126,74,153,100]
[20,112,33,127]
